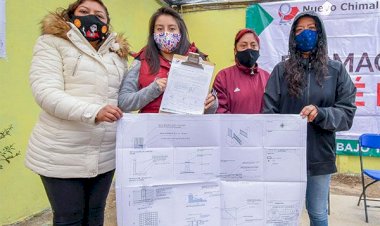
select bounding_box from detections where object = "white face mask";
[153,32,182,53]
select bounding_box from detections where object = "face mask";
[153,32,181,53]
[236,49,260,68]
[295,29,318,52]
[71,15,109,42]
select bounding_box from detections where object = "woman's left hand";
[204,93,216,110]
[300,105,318,122]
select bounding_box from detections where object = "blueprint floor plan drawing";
[116,114,307,226]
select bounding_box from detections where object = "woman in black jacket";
[263,11,356,226]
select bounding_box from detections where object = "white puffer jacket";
[25,13,129,178]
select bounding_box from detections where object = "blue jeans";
[306,174,331,226]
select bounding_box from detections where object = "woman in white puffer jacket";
[25,0,129,225]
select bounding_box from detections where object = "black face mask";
[71,15,109,42]
[236,49,260,68]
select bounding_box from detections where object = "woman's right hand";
[155,78,167,92]
[300,105,318,122]
[95,105,123,123]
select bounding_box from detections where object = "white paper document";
[116,114,307,226]
[159,54,214,115]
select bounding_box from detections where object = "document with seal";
[159,54,215,114]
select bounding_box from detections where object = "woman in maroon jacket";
[213,28,270,114]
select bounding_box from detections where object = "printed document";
[159,55,214,114]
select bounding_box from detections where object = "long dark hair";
[285,15,328,98]
[57,0,110,24]
[145,7,205,75]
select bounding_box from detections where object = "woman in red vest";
[118,7,217,113]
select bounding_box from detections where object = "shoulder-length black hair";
[145,7,205,75]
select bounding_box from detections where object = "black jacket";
[262,11,357,176]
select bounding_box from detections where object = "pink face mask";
[153,32,181,53]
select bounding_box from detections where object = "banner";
[0,0,5,58]
[247,0,380,156]
[336,139,380,157]
[162,0,250,6]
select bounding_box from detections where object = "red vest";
[135,43,202,113]
[138,52,171,113]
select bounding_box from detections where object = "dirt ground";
[7,173,380,226]
[330,173,380,197]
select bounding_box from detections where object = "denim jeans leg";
[306,174,331,226]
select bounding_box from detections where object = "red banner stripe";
[356,101,365,106]
[355,83,365,88]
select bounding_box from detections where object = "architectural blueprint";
[116,114,307,226]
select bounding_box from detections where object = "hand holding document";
[159,53,215,114]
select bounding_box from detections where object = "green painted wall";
[183,8,246,75]
[0,0,160,224]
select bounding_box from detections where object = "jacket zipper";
[306,62,311,105]
[72,55,82,76]
[111,58,122,82]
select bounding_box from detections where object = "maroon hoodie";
[213,63,270,114]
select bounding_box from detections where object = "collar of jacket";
[186,42,207,58]
[300,57,312,70]
[235,61,259,75]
